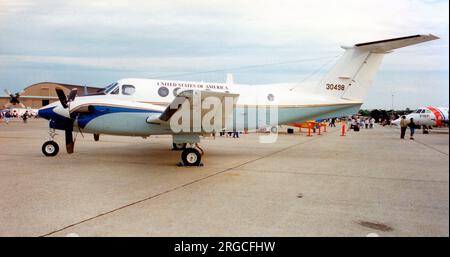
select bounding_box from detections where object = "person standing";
[4,111,11,125]
[369,117,375,129]
[22,111,28,123]
[399,116,408,139]
[364,118,369,129]
[408,118,416,140]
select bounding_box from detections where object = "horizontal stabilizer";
[353,34,439,53]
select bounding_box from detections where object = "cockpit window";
[122,85,135,95]
[415,109,422,113]
[104,82,118,94]
[110,86,119,95]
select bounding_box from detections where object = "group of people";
[0,110,32,124]
[328,117,337,127]
[219,130,240,138]
[348,116,375,131]
[399,116,416,140]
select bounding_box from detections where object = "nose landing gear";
[172,142,187,151]
[42,128,59,157]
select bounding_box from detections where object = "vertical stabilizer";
[316,34,439,102]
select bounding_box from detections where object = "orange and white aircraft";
[392,106,449,127]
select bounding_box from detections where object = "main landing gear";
[42,128,59,157]
[172,142,187,151]
[178,144,204,167]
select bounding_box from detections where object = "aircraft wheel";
[172,142,186,151]
[42,141,59,157]
[270,126,278,133]
[181,148,202,166]
[94,134,100,141]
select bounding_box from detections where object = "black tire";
[42,141,59,157]
[172,142,186,150]
[181,148,202,166]
[94,134,100,141]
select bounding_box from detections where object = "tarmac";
[0,118,448,237]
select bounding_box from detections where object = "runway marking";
[242,168,449,184]
[412,139,449,156]
[40,130,327,237]
[386,126,449,157]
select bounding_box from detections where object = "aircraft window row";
[158,86,169,97]
[415,109,431,113]
[122,84,135,95]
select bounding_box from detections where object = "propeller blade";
[55,88,68,108]
[65,122,74,154]
[4,89,11,96]
[68,88,77,102]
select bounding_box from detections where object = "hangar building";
[1,82,101,109]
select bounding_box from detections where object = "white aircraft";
[392,106,449,127]
[37,34,438,166]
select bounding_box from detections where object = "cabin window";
[122,85,135,95]
[267,94,274,102]
[158,86,169,97]
[173,87,181,96]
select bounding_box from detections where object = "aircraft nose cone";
[38,107,54,120]
[392,119,400,126]
[53,105,70,118]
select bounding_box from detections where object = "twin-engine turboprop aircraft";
[38,34,438,166]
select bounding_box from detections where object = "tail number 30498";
[326,84,345,90]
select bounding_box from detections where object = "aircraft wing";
[147,90,240,130]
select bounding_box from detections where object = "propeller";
[55,87,78,154]
[3,89,25,108]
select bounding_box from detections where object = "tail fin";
[317,34,439,101]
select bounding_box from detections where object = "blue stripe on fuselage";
[77,105,162,128]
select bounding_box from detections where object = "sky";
[0,0,448,109]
